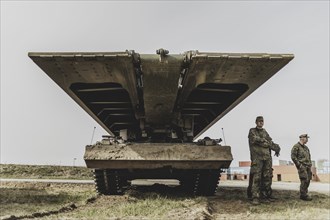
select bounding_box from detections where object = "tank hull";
[84,142,232,195]
[84,143,233,170]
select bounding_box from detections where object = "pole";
[222,128,227,145]
[90,126,96,145]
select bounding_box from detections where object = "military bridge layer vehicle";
[29,49,294,195]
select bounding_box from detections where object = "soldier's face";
[301,137,308,144]
[256,120,264,128]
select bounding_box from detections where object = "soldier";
[247,116,280,205]
[291,134,313,201]
[247,142,280,201]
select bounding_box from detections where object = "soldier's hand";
[274,152,280,157]
[262,138,270,143]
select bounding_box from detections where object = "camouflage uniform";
[247,127,276,199]
[263,142,280,197]
[291,142,312,198]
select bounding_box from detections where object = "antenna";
[222,128,227,145]
[90,126,96,145]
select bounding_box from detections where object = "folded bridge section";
[29,50,293,141]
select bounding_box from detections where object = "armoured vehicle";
[29,49,294,195]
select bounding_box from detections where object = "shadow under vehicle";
[29,49,293,195]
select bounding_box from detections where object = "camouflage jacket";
[291,142,312,168]
[248,127,273,161]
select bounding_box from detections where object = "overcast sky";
[1,1,329,167]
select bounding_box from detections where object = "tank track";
[94,169,128,195]
[94,169,220,196]
[178,169,220,196]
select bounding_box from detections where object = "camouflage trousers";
[298,165,312,197]
[247,159,273,199]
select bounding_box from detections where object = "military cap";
[255,116,264,122]
[299,134,310,138]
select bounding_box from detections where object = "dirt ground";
[1,181,329,220]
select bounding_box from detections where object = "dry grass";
[1,164,329,219]
[0,182,96,219]
[0,182,210,220]
[1,181,329,220]
[0,164,93,180]
[211,186,330,219]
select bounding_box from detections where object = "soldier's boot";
[267,196,276,202]
[265,192,276,202]
[259,193,269,203]
[247,188,252,200]
[260,198,270,204]
[300,195,312,201]
[247,174,253,200]
[251,198,260,205]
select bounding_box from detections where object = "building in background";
[225,166,250,180]
[317,159,330,174]
[221,159,329,182]
[316,159,330,182]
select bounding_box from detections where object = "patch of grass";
[113,194,192,217]
[0,164,93,180]
[1,165,329,219]
[0,182,96,218]
[211,186,330,219]
[56,192,206,219]
[1,181,329,219]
